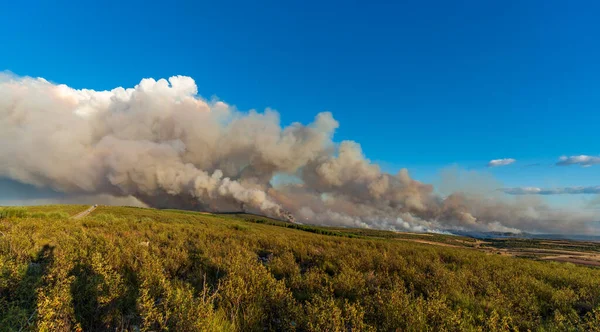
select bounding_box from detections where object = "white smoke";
[1,73,598,235]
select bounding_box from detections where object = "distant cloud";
[501,186,600,195]
[487,158,516,167]
[556,155,600,167]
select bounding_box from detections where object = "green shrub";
[1,205,599,331]
[0,207,29,219]
[46,211,70,220]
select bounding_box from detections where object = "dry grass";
[1,205,599,331]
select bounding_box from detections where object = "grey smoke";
[588,196,600,208]
[0,178,146,207]
[1,73,598,235]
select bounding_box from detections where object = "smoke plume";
[1,73,598,234]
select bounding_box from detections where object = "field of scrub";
[1,205,600,331]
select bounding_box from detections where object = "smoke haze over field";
[1,73,598,234]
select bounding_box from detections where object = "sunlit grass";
[1,205,599,331]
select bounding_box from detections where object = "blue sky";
[1,0,599,207]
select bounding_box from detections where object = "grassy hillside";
[1,205,600,331]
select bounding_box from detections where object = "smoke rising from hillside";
[1,73,597,234]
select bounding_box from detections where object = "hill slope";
[1,205,600,331]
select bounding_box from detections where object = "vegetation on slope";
[1,205,600,331]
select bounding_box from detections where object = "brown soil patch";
[516,248,592,255]
[539,242,596,248]
[396,239,462,248]
[539,255,600,267]
[393,231,433,237]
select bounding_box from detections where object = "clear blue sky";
[1,0,599,206]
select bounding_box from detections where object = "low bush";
[0,205,599,331]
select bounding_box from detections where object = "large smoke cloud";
[1,73,598,235]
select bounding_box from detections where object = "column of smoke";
[1,73,597,234]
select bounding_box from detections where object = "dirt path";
[72,205,97,219]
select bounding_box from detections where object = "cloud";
[0,73,598,235]
[487,158,516,167]
[556,155,600,167]
[501,186,600,195]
